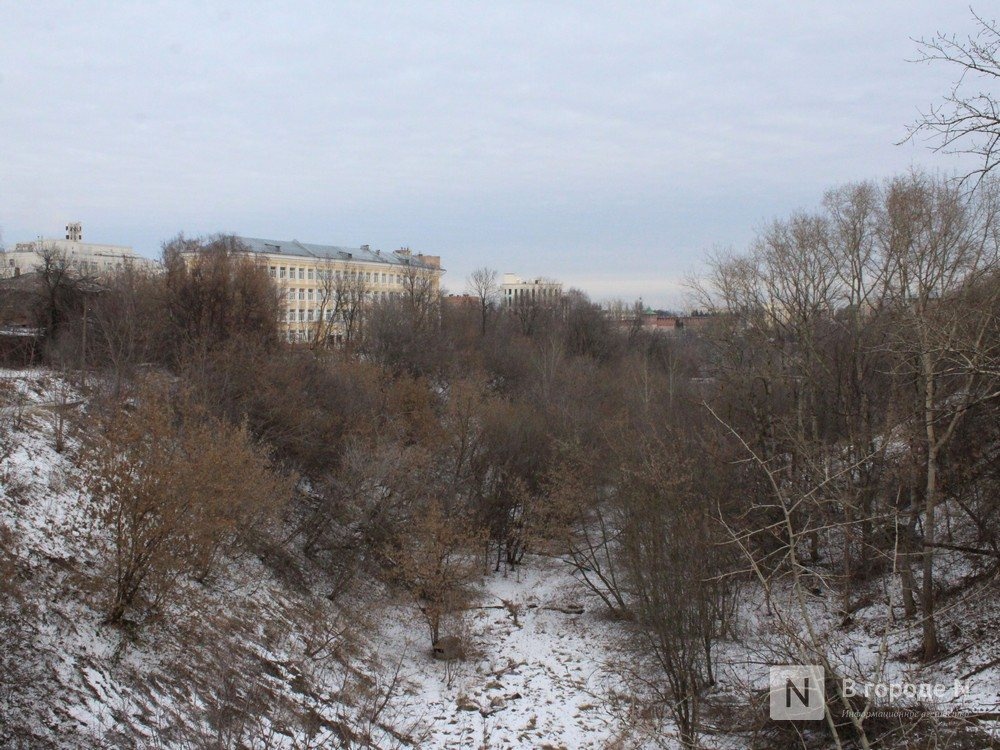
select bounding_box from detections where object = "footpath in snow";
[381,556,633,749]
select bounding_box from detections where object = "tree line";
[2,170,998,747]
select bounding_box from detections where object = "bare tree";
[906,10,1000,185]
[161,234,282,361]
[880,173,1000,659]
[467,267,499,336]
[89,265,161,396]
[84,381,294,624]
[387,497,484,652]
[546,447,630,616]
[310,258,340,346]
[334,268,368,349]
[572,420,739,749]
[399,261,439,331]
[34,245,98,345]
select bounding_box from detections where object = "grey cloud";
[0,1,979,306]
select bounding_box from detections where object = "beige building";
[501,274,563,307]
[212,237,443,342]
[1,224,156,279]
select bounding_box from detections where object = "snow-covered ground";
[2,369,999,748]
[0,370,641,749]
[380,558,631,749]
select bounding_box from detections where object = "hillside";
[0,370,637,749]
[3,369,999,749]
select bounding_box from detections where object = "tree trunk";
[921,350,941,660]
[921,448,940,659]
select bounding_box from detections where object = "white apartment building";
[0,224,156,279]
[203,236,443,342]
[501,274,563,307]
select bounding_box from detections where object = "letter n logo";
[770,665,825,720]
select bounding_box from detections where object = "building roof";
[15,238,136,252]
[236,236,439,270]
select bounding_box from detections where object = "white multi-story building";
[183,236,444,342]
[0,224,156,279]
[500,274,563,307]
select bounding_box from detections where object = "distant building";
[444,293,479,308]
[608,306,718,334]
[0,223,156,279]
[637,308,716,333]
[181,236,444,343]
[501,274,562,307]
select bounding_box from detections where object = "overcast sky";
[0,2,982,307]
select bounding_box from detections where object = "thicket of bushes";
[3,173,999,747]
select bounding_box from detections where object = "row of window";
[77,260,100,271]
[269,266,411,285]
[284,329,344,343]
[288,309,334,323]
[504,286,560,296]
[284,289,404,305]
[503,287,562,306]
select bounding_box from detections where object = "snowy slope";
[0,371,643,749]
[3,368,999,749]
[378,558,637,749]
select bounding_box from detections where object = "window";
[279,267,286,279]
[298,288,305,300]
[269,266,276,277]
[307,289,313,301]
[298,309,305,321]
[307,310,314,321]
[307,268,314,280]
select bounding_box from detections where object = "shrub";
[84,381,294,624]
